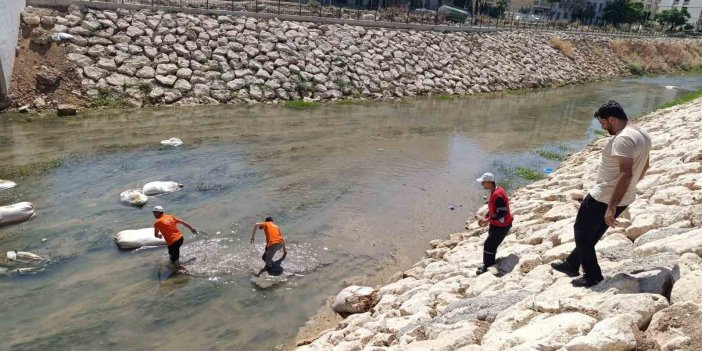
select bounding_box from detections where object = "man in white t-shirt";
[551,100,652,287]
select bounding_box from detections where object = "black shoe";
[571,276,602,287]
[550,261,580,277]
[476,266,488,275]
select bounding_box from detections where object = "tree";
[602,0,645,25]
[656,7,691,30]
[519,6,532,14]
[479,0,508,18]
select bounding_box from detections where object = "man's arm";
[605,156,634,227]
[176,218,198,234]
[250,223,260,244]
[154,224,161,238]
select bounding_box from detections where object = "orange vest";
[154,214,183,245]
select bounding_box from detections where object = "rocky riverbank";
[295,99,702,350]
[5,5,702,112]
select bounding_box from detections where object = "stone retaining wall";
[296,99,702,350]
[14,4,654,108]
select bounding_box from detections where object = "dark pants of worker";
[565,195,626,282]
[168,237,184,262]
[483,224,512,267]
[262,243,283,268]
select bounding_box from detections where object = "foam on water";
[178,240,323,281]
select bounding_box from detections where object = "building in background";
[657,0,702,27]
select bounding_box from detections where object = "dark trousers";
[565,195,626,282]
[168,237,184,262]
[262,243,283,267]
[483,224,511,267]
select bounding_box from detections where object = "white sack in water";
[160,137,183,147]
[119,189,148,206]
[6,250,43,262]
[0,179,17,191]
[331,285,379,314]
[142,181,183,196]
[114,228,167,249]
[0,202,35,225]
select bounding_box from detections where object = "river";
[1,74,701,351]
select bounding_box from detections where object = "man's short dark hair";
[265,217,273,222]
[594,100,628,121]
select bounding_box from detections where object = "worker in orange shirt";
[153,205,198,271]
[251,216,287,276]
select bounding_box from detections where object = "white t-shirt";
[590,125,652,206]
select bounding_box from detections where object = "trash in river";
[119,189,148,206]
[544,168,554,174]
[51,32,74,41]
[6,250,44,263]
[0,179,17,191]
[664,85,677,90]
[114,228,167,249]
[142,181,183,196]
[448,205,455,210]
[160,137,183,147]
[0,202,35,226]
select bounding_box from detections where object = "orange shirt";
[154,214,183,245]
[258,222,284,247]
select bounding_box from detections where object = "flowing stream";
[1,73,701,350]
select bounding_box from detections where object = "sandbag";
[331,285,379,314]
[119,189,148,206]
[7,250,43,263]
[0,202,35,225]
[142,181,183,196]
[0,179,17,191]
[160,137,183,147]
[114,228,166,249]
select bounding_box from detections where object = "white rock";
[142,181,183,196]
[6,250,43,262]
[0,179,17,191]
[635,228,702,257]
[160,137,183,147]
[114,228,166,249]
[119,189,148,207]
[332,286,378,314]
[0,202,35,225]
[565,316,636,351]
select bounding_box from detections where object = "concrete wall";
[0,0,26,97]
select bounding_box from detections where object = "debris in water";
[664,85,677,90]
[160,137,183,147]
[41,238,47,242]
[448,205,455,210]
[323,247,329,251]
[216,231,221,235]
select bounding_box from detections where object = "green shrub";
[284,100,320,109]
[627,63,646,76]
[515,166,544,180]
[536,150,566,161]
[657,88,702,110]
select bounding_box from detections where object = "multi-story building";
[657,0,702,28]
[511,0,661,22]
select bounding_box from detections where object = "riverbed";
[1,74,700,351]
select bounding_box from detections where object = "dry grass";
[609,40,702,74]
[549,37,575,59]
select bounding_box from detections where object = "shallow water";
[1,74,700,350]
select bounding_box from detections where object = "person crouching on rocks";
[153,205,198,271]
[475,172,513,275]
[251,217,287,277]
